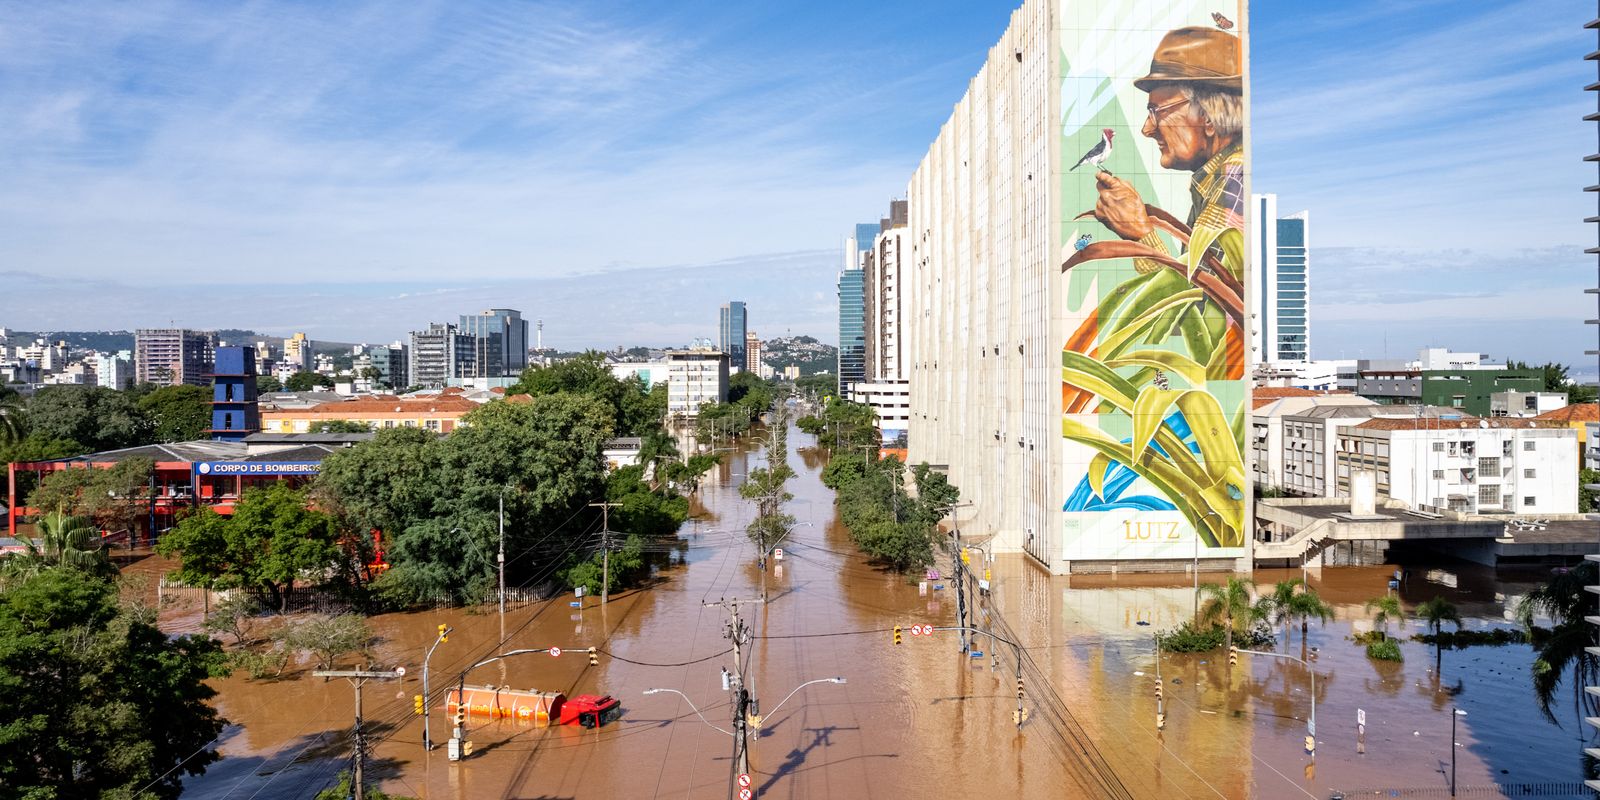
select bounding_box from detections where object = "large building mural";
[1058,2,1249,561]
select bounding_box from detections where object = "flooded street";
[162,421,1592,799]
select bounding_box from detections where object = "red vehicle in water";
[559,694,622,728]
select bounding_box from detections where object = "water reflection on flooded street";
[166,422,1590,798]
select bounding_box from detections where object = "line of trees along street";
[803,397,960,572]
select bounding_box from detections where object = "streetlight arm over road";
[764,677,845,719]
[642,688,734,737]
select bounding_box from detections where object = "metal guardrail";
[1329,782,1591,798]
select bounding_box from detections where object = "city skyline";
[0,1,1588,364]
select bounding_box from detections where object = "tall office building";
[865,201,909,382]
[283,332,314,372]
[135,328,216,387]
[744,331,763,374]
[904,0,1250,573]
[458,309,528,378]
[408,323,475,388]
[719,302,748,367]
[1250,194,1310,362]
[837,225,875,394]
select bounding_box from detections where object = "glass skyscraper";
[1250,194,1310,363]
[837,225,875,394]
[719,301,747,366]
[458,309,529,378]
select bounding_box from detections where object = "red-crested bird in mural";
[1070,128,1114,172]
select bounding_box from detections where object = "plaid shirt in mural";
[1134,141,1246,275]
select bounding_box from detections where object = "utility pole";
[705,597,764,798]
[498,491,506,645]
[313,667,405,800]
[940,502,976,652]
[589,502,621,605]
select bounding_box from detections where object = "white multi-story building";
[1249,391,1380,491]
[665,349,728,417]
[93,352,133,391]
[1255,359,1356,392]
[1337,418,1578,515]
[1249,194,1310,363]
[608,361,672,390]
[847,381,911,448]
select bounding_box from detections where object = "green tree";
[256,375,284,393]
[203,592,260,647]
[1582,469,1600,514]
[1415,596,1463,669]
[157,484,344,611]
[138,384,212,442]
[26,385,150,451]
[308,419,373,433]
[286,371,334,391]
[28,457,155,540]
[1518,561,1597,723]
[0,568,228,799]
[316,770,415,800]
[796,415,825,436]
[1365,594,1404,641]
[1198,578,1259,656]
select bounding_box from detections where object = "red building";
[7,433,368,539]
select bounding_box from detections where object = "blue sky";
[0,0,1591,364]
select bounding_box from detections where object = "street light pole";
[421,624,451,751]
[498,491,506,645]
[1451,707,1466,796]
[1233,647,1316,756]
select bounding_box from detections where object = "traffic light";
[588,647,599,666]
[1015,677,1024,700]
[893,625,903,645]
[1156,711,1166,730]
[438,623,448,644]
[1228,646,1238,666]
[454,710,466,728]
[1154,678,1163,699]
[960,548,970,565]
[1304,735,1315,755]
[413,695,425,716]
[462,740,474,757]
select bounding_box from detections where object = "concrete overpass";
[1254,498,1595,567]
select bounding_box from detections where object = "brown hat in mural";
[1133,26,1242,92]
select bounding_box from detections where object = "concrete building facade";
[135,328,216,387]
[408,323,475,389]
[459,309,528,378]
[665,349,729,417]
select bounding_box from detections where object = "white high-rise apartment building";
[1249,194,1310,363]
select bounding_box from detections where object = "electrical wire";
[595,646,732,667]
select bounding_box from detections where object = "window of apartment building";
[1503,440,1514,457]
[1432,442,1445,453]
[1451,397,1464,407]
[1477,484,1499,504]
[1432,469,1443,479]
[1523,468,1535,479]
[1503,494,1514,508]
[1478,457,1499,474]
[1524,496,1536,506]
[1524,441,1536,452]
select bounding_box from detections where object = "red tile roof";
[1353,417,1565,431]
[1533,403,1598,423]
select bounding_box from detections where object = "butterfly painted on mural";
[1211,12,1234,30]
[1074,234,1093,251]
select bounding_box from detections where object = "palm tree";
[0,393,24,447]
[1518,562,1598,723]
[1199,577,1258,656]
[1266,579,1302,646]
[1287,589,1335,650]
[2,510,113,584]
[1415,596,1463,669]
[1365,595,1404,641]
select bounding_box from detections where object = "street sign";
[1357,708,1365,727]
[978,579,991,592]
[1307,719,1315,736]
[919,581,928,596]
[926,569,941,580]
[773,548,784,561]
[738,774,752,787]
[549,647,562,658]
[739,790,752,800]
[394,666,406,677]
[576,586,586,597]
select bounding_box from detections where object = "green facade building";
[1356,368,1542,416]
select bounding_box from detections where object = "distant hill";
[762,335,836,376]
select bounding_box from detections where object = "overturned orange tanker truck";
[446,685,622,728]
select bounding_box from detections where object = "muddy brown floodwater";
[159,420,1591,799]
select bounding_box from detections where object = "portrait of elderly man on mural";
[1095,26,1244,259]
[1059,24,1249,551]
